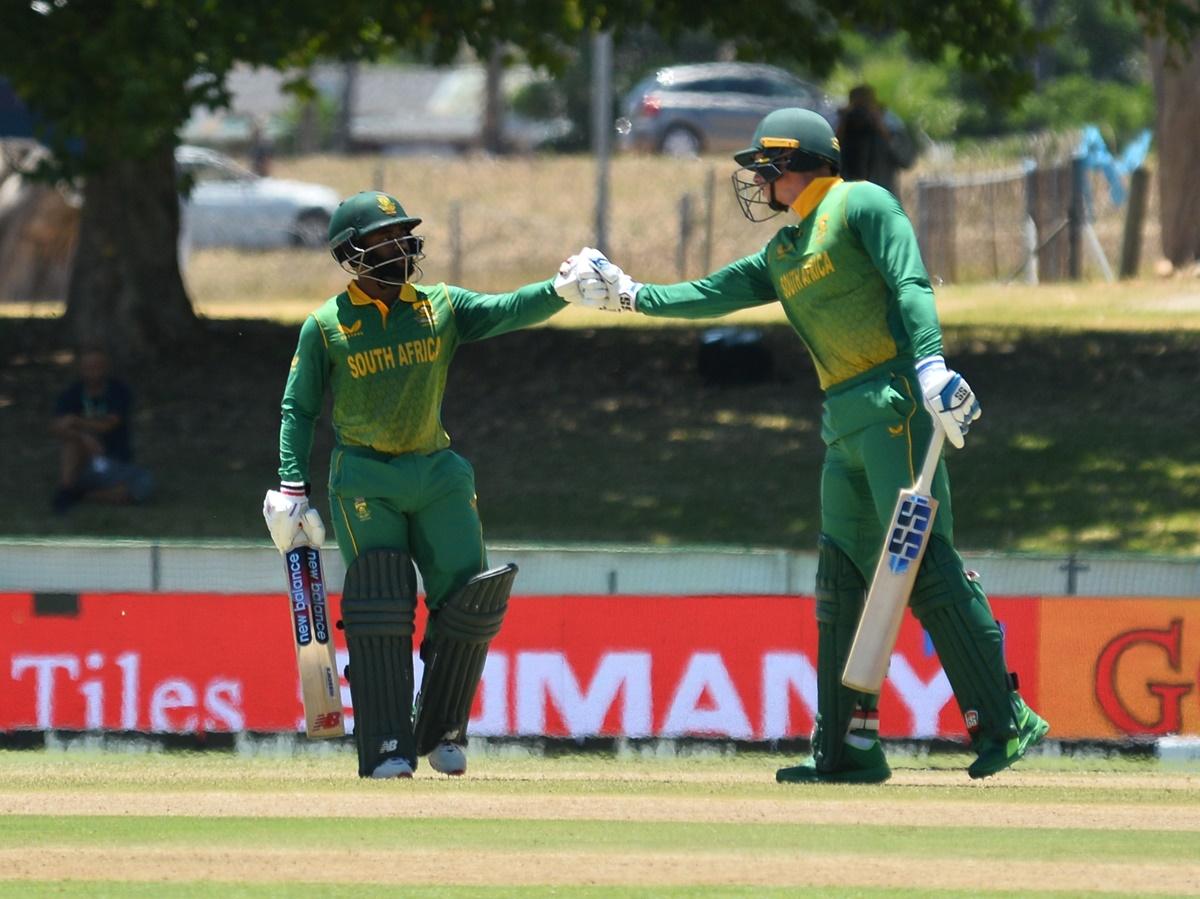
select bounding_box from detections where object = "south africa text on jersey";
[346,338,443,378]
[778,251,835,299]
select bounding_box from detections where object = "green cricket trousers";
[328,445,487,609]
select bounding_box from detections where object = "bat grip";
[915,428,945,493]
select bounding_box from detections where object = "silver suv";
[617,62,837,157]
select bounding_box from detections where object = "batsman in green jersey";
[553,108,1049,782]
[263,190,566,779]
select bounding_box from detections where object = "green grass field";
[2,749,1198,896]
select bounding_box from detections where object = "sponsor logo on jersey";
[338,320,363,337]
[413,300,435,325]
[815,215,829,243]
[354,497,371,521]
[888,424,905,437]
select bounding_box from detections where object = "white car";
[176,145,340,249]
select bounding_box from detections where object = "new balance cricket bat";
[284,544,345,738]
[842,428,946,694]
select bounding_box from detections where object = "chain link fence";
[908,160,1158,286]
[146,149,1166,305]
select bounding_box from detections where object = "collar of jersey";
[347,281,420,326]
[790,176,843,220]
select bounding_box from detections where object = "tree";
[1140,1,1200,267]
[1,0,1194,357]
[0,1,602,355]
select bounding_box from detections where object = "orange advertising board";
[1039,598,1200,738]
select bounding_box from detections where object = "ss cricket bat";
[284,544,345,738]
[842,428,946,694]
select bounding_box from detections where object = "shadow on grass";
[2,317,1198,554]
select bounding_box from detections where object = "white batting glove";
[916,356,981,449]
[583,247,641,312]
[553,247,641,313]
[553,248,615,308]
[263,482,326,554]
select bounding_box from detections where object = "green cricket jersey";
[635,177,943,391]
[279,279,564,483]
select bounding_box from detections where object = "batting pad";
[911,538,1019,740]
[341,549,418,776]
[414,563,516,757]
[813,537,868,770]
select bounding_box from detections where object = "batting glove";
[553,247,641,313]
[263,482,326,553]
[916,355,981,449]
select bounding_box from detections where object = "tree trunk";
[1149,34,1200,268]
[480,45,507,155]
[63,142,197,356]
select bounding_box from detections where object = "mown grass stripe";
[2,816,1197,864]
[0,884,1171,899]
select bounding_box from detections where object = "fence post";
[448,201,462,286]
[677,192,694,279]
[1068,156,1086,280]
[1021,159,1039,284]
[702,167,715,274]
[1035,164,1071,281]
[1119,166,1150,279]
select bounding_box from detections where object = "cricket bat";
[283,544,345,738]
[842,428,946,694]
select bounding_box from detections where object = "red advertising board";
[1,592,1042,740]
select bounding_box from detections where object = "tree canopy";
[0,0,1196,352]
[1,0,1046,181]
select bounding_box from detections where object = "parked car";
[176,145,340,249]
[616,62,838,157]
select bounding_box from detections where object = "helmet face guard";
[334,230,426,286]
[731,145,798,222]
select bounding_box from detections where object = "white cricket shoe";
[427,741,467,776]
[370,756,414,779]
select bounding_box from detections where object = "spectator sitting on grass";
[50,346,153,514]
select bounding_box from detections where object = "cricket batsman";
[263,190,566,779]
[554,108,1049,782]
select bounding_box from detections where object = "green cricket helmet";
[732,108,841,221]
[328,190,426,285]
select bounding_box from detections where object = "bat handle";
[915,428,945,494]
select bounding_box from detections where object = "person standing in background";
[836,84,916,196]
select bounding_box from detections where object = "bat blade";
[842,429,945,694]
[284,545,344,739]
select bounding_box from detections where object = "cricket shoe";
[968,701,1050,780]
[427,740,467,776]
[370,756,414,779]
[776,741,891,785]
